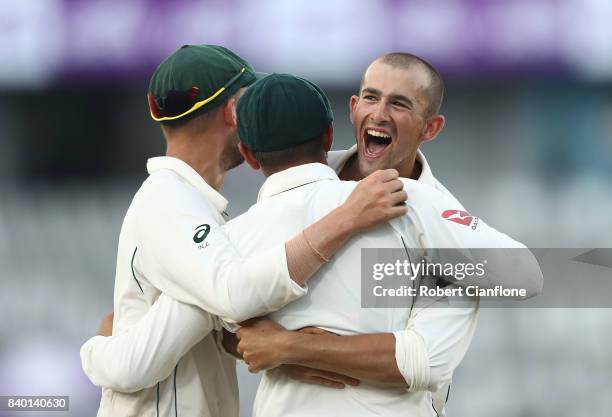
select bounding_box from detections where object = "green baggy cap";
[148,44,263,122]
[236,73,333,152]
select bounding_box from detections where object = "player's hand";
[222,330,241,359]
[97,312,114,337]
[279,364,360,389]
[343,169,407,232]
[236,318,287,372]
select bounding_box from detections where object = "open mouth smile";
[362,128,392,159]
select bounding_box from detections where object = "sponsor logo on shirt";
[441,209,479,230]
[193,224,211,249]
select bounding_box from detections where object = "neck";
[166,132,226,191]
[397,151,422,180]
[338,153,362,180]
[261,154,328,177]
[340,150,422,181]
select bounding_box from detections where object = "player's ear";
[224,97,238,128]
[238,142,260,171]
[322,123,333,152]
[420,114,445,143]
[349,95,359,125]
[226,87,247,128]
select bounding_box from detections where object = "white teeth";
[367,129,391,138]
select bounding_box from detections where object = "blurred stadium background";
[0,1,611,416]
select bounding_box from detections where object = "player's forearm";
[278,332,407,387]
[81,296,214,392]
[145,170,406,321]
[285,206,355,286]
[81,333,177,392]
[304,204,357,259]
[286,169,407,286]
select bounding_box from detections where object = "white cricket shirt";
[223,162,483,417]
[81,156,306,417]
[81,149,541,417]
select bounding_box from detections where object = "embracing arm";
[80,294,215,392]
[237,318,403,383]
[237,321,401,385]
[237,300,478,391]
[140,170,407,323]
[222,328,361,389]
[274,331,403,386]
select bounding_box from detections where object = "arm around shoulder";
[80,294,215,392]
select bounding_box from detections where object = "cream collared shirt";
[81,156,306,417]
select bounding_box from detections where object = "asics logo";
[193,224,211,243]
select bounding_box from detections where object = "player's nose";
[369,102,390,124]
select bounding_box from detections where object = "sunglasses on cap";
[148,67,246,122]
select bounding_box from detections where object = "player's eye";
[363,95,377,102]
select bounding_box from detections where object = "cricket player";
[80,45,409,417]
[83,71,541,416]
[233,54,542,416]
[230,74,541,417]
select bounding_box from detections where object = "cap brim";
[241,71,268,88]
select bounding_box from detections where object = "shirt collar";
[415,148,436,186]
[146,156,229,214]
[335,144,437,186]
[258,163,339,202]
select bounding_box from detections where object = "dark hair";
[252,135,325,172]
[367,52,445,117]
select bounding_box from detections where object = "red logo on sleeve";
[442,210,473,226]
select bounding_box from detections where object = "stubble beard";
[221,131,244,172]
